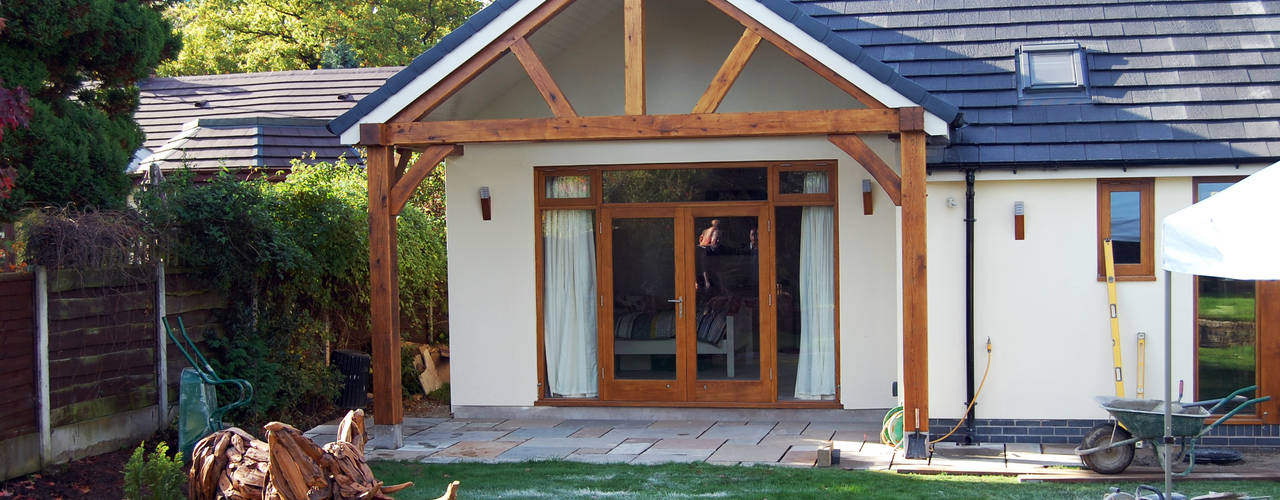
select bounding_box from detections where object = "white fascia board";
[337,0,546,144]
[727,0,950,139]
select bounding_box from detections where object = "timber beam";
[624,0,645,115]
[693,29,763,114]
[361,108,905,146]
[367,145,403,431]
[390,145,461,216]
[511,37,577,118]
[828,134,902,206]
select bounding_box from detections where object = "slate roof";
[137,67,401,167]
[326,0,963,138]
[138,118,353,172]
[797,0,1280,167]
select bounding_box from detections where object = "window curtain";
[795,172,836,400]
[542,179,598,397]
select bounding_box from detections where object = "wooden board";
[372,108,904,146]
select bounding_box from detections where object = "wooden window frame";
[1096,178,1155,281]
[533,159,840,408]
[1190,176,1279,424]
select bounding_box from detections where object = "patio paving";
[303,416,1100,472]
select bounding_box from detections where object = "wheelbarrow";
[1074,385,1270,475]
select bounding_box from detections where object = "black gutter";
[963,168,978,445]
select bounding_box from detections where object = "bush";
[122,441,185,500]
[137,156,447,424]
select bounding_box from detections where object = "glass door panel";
[599,207,686,402]
[612,217,678,381]
[689,206,772,402]
[1194,179,1256,412]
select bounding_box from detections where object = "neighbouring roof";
[798,0,1280,166]
[327,0,963,141]
[138,117,353,172]
[136,67,401,170]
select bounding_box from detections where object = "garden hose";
[930,337,993,445]
[879,338,993,448]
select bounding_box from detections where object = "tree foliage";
[0,0,181,222]
[159,0,483,75]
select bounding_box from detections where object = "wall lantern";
[1014,201,1025,240]
[480,186,492,221]
[862,179,874,215]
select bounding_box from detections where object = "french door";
[597,205,773,402]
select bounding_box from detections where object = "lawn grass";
[370,460,1280,499]
[1198,296,1255,322]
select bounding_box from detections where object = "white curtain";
[795,172,836,400]
[542,202,598,397]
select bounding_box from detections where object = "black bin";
[331,350,371,409]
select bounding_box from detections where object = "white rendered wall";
[924,171,1203,420]
[445,136,901,409]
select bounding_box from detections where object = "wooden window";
[773,162,836,204]
[1097,178,1154,280]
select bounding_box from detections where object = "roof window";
[1018,42,1089,102]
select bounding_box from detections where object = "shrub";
[122,441,185,500]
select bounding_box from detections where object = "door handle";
[667,297,683,318]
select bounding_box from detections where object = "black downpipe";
[963,168,978,445]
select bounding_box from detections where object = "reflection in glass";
[546,175,590,199]
[611,218,677,380]
[779,171,829,195]
[693,216,760,381]
[1109,190,1141,264]
[776,174,836,400]
[542,209,597,397]
[603,168,767,203]
[1194,181,1255,411]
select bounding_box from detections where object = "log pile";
[189,410,431,500]
[406,342,450,395]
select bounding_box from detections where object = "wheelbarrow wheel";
[1080,423,1135,474]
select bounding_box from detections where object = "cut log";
[189,409,413,500]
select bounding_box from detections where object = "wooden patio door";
[598,205,773,403]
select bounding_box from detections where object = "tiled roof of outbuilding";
[138,67,401,155]
[138,118,354,172]
[796,0,1280,166]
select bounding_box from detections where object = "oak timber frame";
[360,0,931,437]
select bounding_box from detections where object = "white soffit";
[339,0,950,143]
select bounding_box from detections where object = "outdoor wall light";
[479,186,492,221]
[862,179,874,215]
[1014,201,1025,240]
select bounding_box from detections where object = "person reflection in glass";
[698,219,722,291]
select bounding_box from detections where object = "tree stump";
[188,410,417,500]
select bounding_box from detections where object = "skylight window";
[1018,42,1088,102]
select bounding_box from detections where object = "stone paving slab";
[610,439,657,455]
[708,443,789,463]
[758,435,831,450]
[493,419,565,430]
[779,449,818,467]
[520,437,627,449]
[651,438,726,451]
[570,426,612,438]
[632,449,715,464]
[432,440,520,460]
[496,426,577,441]
[566,452,637,464]
[701,422,774,444]
[497,444,579,460]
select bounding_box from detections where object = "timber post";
[367,144,404,447]
[899,128,929,442]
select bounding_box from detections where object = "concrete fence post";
[33,266,50,466]
[155,261,167,429]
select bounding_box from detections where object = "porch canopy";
[329,0,959,446]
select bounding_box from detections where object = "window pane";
[1029,52,1077,87]
[602,168,767,203]
[611,217,677,380]
[546,175,590,199]
[779,171,829,195]
[693,216,760,382]
[775,206,836,401]
[1109,190,1141,264]
[1196,277,1255,410]
[542,210,598,397]
[1197,182,1235,202]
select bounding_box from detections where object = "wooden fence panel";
[0,272,37,441]
[45,269,156,428]
[163,272,226,401]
